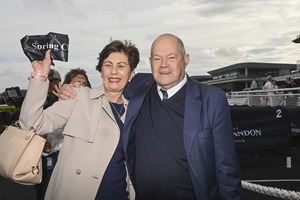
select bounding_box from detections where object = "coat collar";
[186,76,202,100]
[183,77,203,156]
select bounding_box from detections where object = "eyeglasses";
[71,81,90,87]
[81,82,90,87]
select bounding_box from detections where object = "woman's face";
[70,74,89,87]
[101,52,134,93]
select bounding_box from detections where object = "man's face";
[149,36,189,89]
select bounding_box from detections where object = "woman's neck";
[106,91,123,104]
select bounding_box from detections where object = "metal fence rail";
[227,87,300,107]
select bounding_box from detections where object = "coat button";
[76,169,81,175]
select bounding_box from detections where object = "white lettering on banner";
[235,139,245,143]
[233,129,262,137]
[61,43,68,50]
[276,109,282,118]
[32,43,68,51]
[291,128,300,133]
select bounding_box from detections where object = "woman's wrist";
[30,72,48,81]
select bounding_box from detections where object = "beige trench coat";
[19,79,134,200]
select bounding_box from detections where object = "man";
[123,33,242,199]
[59,34,243,199]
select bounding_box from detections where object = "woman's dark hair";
[95,39,140,72]
[63,68,92,88]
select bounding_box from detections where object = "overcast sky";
[1,0,300,92]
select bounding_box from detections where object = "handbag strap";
[30,114,44,132]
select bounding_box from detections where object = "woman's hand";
[31,50,52,78]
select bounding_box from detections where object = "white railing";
[227,87,300,106]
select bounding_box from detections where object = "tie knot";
[160,88,168,101]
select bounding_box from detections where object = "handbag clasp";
[31,166,40,175]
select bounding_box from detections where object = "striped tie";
[160,89,168,101]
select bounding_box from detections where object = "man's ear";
[184,54,190,66]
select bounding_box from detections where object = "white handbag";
[0,115,46,185]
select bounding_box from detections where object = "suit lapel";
[183,78,202,156]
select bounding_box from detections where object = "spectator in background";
[271,80,279,90]
[63,68,91,88]
[262,75,273,91]
[262,75,274,106]
[53,68,92,97]
[271,79,284,106]
[284,76,297,94]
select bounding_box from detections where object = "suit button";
[76,169,81,175]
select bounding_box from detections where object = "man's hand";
[53,82,80,100]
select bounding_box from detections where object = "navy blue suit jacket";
[123,73,243,200]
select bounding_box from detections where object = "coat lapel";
[183,78,202,156]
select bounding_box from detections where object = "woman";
[35,67,92,200]
[262,75,275,106]
[19,40,139,200]
[64,68,92,88]
[53,68,92,97]
[271,80,279,90]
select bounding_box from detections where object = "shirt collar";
[157,73,187,100]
